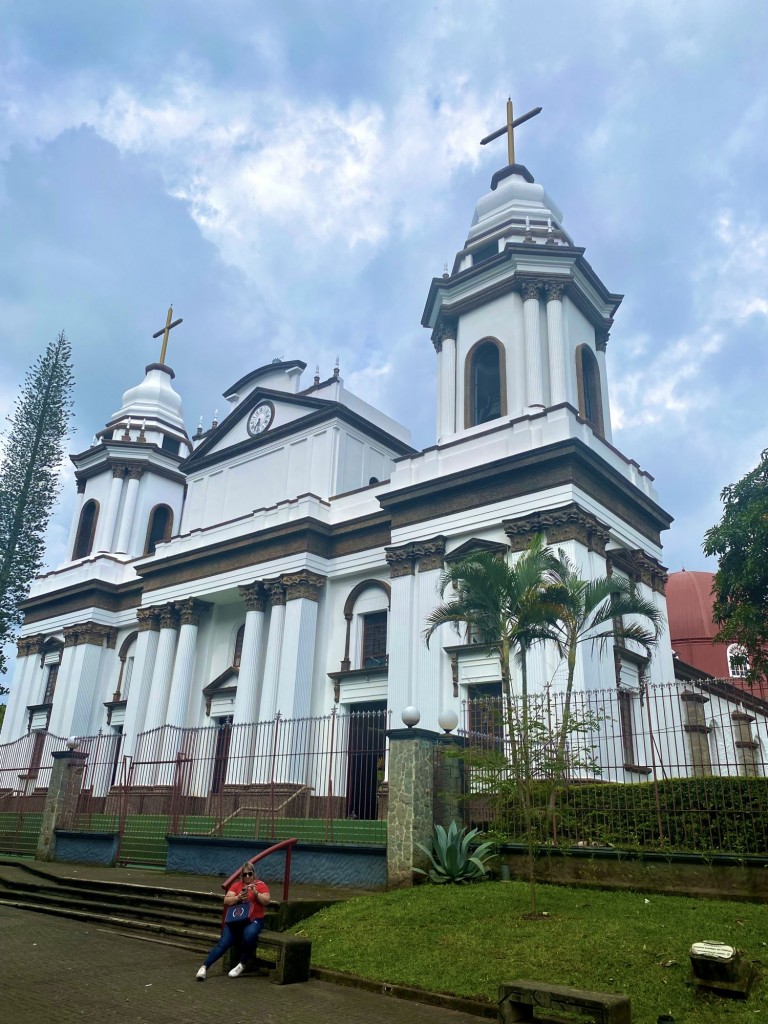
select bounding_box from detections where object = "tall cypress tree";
[0,331,74,675]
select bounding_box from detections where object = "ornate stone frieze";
[136,607,161,632]
[177,597,212,626]
[502,502,611,555]
[544,281,566,302]
[521,281,541,302]
[283,570,326,602]
[239,582,268,613]
[414,536,447,572]
[385,543,418,578]
[16,635,45,658]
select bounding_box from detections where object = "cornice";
[380,437,673,545]
[19,579,143,626]
[423,244,622,336]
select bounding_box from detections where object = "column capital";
[126,465,145,481]
[158,604,181,630]
[136,607,162,632]
[76,478,87,494]
[431,316,458,353]
[607,548,668,594]
[111,463,127,479]
[595,327,610,352]
[283,570,326,602]
[503,502,611,556]
[177,597,212,627]
[62,621,117,648]
[521,280,541,302]
[385,543,417,578]
[413,536,447,572]
[544,281,566,302]
[265,579,286,607]
[239,582,268,613]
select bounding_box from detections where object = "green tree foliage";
[0,332,74,675]
[703,449,768,684]
[549,550,661,763]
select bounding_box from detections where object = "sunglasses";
[242,872,254,877]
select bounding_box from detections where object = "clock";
[246,401,274,437]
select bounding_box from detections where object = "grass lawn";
[293,880,767,1023]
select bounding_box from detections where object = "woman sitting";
[196,863,271,980]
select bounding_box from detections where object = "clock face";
[247,401,274,437]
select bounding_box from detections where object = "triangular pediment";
[445,538,508,562]
[202,666,239,697]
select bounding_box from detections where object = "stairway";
[0,859,332,955]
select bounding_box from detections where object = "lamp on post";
[401,706,420,729]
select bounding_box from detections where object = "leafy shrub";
[414,821,495,883]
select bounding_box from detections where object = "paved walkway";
[1,905,484,1024]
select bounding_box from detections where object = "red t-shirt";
[228,878,270,921]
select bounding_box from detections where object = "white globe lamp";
[437,709,459,734]
[401,706,420,728]
[66,737,79,750]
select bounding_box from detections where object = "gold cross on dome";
[152,305,183,365]
[480,98,542,166]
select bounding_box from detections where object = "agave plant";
[414,821,495,884]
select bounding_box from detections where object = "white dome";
[467,169,571,246]
[111,364,187,434]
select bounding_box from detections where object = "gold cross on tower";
[152,305,184,365]
[480,98,542,166]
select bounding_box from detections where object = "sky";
[1,0,767,596]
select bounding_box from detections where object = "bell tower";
[423,101,622,447]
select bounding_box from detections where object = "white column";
[227,585,268,786]
[257,581,287,722]
[96,466,125,553]
[385,545,417,717]
[120,609,161,759]
[65,482,87,560]
[232,584,267,726]
[413,539,447,731]
[114,467,143,554]
[86,638,118,735]
[46,628,81,737]
[68,626,114,737]
[140,606,180,736]
[545,282,567,407]
[595,329,612,443]
[275,573,325,721]
[164,598,209,730]
[522,281,544,409]
[435,318,457,442]
[1,640,38,741]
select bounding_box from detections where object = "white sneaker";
[228,962,246,978]
[195,966,207,981]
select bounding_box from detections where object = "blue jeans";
[203,919,264,969]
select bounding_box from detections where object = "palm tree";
[548,550,662,778]
[423,535,561,913]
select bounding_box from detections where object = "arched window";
[576,344,604,436]
[144,504,173,556]
[465,338,506,427]
[727,644,749,679]
[340,580,391,672]
[72,500,99,560]
[115,632,138,701]
[233,624,245,668]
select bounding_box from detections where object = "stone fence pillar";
[37,749,88,861]
[386,727,467,888]
[680,690,712,776]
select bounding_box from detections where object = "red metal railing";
[220,837,298,902]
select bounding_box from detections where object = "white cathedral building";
[1,156,680,780]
